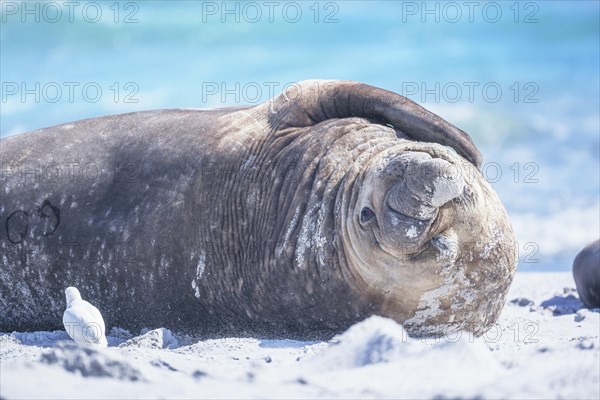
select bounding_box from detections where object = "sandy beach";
[1,271,598,399]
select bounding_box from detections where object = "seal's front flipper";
[265,79,483,170]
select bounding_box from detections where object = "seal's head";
[342,142,516,337]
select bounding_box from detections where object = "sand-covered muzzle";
[0,80,516,338]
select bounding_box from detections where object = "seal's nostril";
[407,158,465,208]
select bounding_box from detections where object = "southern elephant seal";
[0,80,516,337]
[573,239,600,308]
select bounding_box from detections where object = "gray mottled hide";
[0,80,515,337]
[573,239,600,308]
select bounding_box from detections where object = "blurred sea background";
[1,1,598,271]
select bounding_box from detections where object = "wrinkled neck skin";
[339,139,516,337]
[193,113,393,331]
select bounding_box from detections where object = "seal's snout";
[378,153,466,254]
[387,153,464,221]
[406,158,465,208]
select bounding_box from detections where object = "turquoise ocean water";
[1,1,599,271]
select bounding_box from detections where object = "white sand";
[1,272,598,399]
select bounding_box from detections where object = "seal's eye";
[360,207,376,224]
